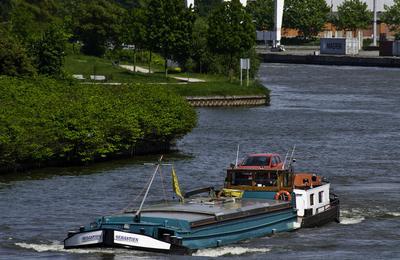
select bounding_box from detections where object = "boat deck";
[139,198,291,228]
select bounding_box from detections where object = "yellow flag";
[172,167,184,202]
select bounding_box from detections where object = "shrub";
[0,77,196,171]
[0,33,36,76]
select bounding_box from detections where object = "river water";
[1,63,399,259]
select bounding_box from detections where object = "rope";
[121,169,154,213]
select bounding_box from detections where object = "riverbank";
[258,45,400,68]
[186,95,268,107]
[65,54,270,105]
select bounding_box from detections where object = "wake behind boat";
[64,152,339,253]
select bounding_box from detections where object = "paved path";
[171,76,205,83]
[119,64,153,73]
[120,64,206,82]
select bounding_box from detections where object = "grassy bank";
[64,54,269,97]
[64,54,177,83]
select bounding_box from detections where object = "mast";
[135,155,163,222]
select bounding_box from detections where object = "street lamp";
[373,0,377,46]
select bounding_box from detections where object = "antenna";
[282,149,290,170]
[288,145,296,171]
[235,144,240,167]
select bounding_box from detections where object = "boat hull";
[180,210,296,249]
[64,229,190,254]
[64,200,297,253]
[300,198,340,228]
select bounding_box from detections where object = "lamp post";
[373,0,377,46]
[273,0,284,48]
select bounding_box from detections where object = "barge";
[64,153,339,253]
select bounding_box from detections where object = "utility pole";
[373,0,377,46]
[273,0,285,49]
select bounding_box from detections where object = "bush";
[0,33,36,76]
[0,77,196,171]
[362,38,373,49]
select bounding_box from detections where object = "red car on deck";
[237,153,284,170]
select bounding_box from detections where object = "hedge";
[0,76,196,171]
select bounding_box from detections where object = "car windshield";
[242,156,270,166]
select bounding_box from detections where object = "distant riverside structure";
[202,0,394,9]
[188,0,396,41]
[328,0,393,11]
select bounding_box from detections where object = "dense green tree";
[116,0,148,8]
[0,34,36,76]
[60,0,83,36]
[246,0,274,31]
[207,0,255,77]
[334,0,372,32]
[124,7,148,70]
[0,0,13,22]
[9,4,38,42]
[30,24,68,76]
[284,0,330,39]
[190,17,211,73]
[8,0,61,41]
[147,0,195,76]
[74,0,126,56]
[195,0,222,17]
[381,0,400,39]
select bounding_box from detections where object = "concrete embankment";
[186,95,268,107]
[260,53,400,68]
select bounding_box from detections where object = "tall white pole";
[274,0,285,47]
[186,0,194,8]
[373,0,377,46]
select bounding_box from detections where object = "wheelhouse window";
[254,172,277,187]
[232,172,253,186]
[241,156,270,166]
[318,191,323,203]
[281,171,291,187]
[310,194,314,206]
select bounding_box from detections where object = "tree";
[195,0,222,17]
[30,24,68,76]
[207,0,255,77]
[0,33,36,76]
[124,7,148,71]
[246,0,274,31]
[9,4,38,42]
[74,0,126,56]
[190,17,210,73]
[0,0,13,23]
[334,0,372,32]
[147,0,195,76]
[8,0,62,42]
[284,0,330,39]
[381,0,400,39]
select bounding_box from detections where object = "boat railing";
[315,195,339,214]
[184,186,217,198]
